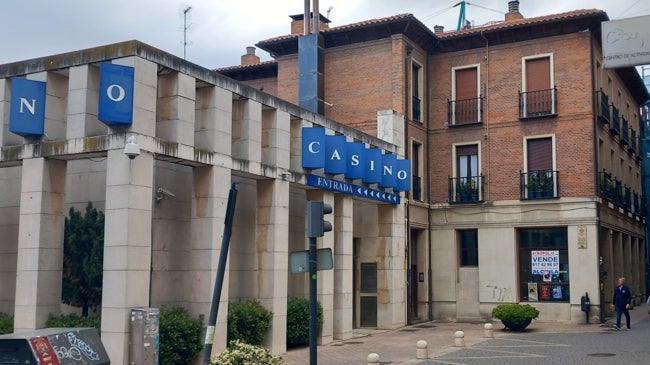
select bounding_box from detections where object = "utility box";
[129,308,159,365]
[0,327,110,365]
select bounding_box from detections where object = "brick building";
[223,1,649,323]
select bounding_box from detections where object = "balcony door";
[453,66,479,124]
[523,56,554,115]
[456,144,479,200]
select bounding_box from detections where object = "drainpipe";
[304,0,310,35]
[426,50,434,321]
[405,43,413,324]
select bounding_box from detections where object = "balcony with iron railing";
[596,90,610,123]
[412,96,421,122]
[520,170,559,200]
[629,129,637,154]
[447,97,483,126]
[448,175,484,203]
[620,118,629,145]
[598,171,644,217]
[519,88,557,119]
[610,105,620,135]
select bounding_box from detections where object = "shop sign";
[306,174,400,204]
[9,77,46,138]
[531,250,560,275]
[302,127,411,192]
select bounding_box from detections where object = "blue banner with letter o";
[98,62,134,125]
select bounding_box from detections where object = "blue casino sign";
[302,127,410,204]
[9,62,134,137]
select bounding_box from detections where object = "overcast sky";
[2,0,649,70]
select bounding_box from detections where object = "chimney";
[290,13,330,35]
[505,0,524,21]
[241,46,260,66]
[433,25,444,35]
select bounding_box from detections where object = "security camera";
[123,135,140,160]
[156,187,176,202]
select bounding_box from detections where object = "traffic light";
[306,201,333,237]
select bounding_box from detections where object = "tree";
[62,202,104,316]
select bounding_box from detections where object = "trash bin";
[0,327,110,365]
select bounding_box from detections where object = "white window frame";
[521,53,555,116]
[451,64,481,125]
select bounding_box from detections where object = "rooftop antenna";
[327,6,333,19]
[454,1,466,30]
[182,5,193,59]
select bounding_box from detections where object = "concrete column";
[257,179,290,354]
[112,57,157,136]
[261,109,291,169]
[67,64,104,138]
[232,99,262,164]
[333,194,353,340]
[13,158,66,332]
[101,149,154,365]
[157,72,196,145]
[0,78,23,146]
[377,202,406,329]
[306,190,334,345]
[0,166,20,313]
[190,165,233,355]
[195,86,232,156]
[27,72,67,140]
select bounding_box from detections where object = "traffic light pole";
[309,235,318,365]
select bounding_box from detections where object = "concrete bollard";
[454,330,465,347]
[484,323,494,338]
[416,340,428,359]
[367,353,380,364]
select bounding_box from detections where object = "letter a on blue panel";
[302,127,326,169]
[395,159,412,191]
[363,148,382,184]
[345,142,365,179]
[9,78,46,138]
[379,153,397,188]
[98,62,134,125]
[325,135,347,174]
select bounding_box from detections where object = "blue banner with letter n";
[379,153,397,188]
[9,78,46,138]
[98,62,134,125]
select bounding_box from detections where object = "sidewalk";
[282,304,649,365]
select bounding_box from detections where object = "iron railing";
[447,97,483,126]
[519,88,557,119]
[412,96,421,122]
[610,105,620,135]
[448,175,484,203]
[620,118,629,145]
[412,175,422,201]
[520,170,559,199]
[596,90,610,123]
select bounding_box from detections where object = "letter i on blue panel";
[363,148,382,184]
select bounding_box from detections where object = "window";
[412,141,422,201]
[523,137,556,199]
[453,144,481,202]
[521,55,556,117]
[412,62,422,122]
[450,65,481,125]
[459,230,478,266]
[519,228,569,302]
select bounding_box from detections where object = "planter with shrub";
[0,313,13,335]
[159,306,203,365]
[227,299,272,345]
[491,303,539,331]
[286,297,323,347]
[212,339,286,365]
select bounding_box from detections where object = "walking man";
[613,277,632,330]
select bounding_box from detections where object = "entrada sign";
[302,126,410,204]
[9,62,134,138]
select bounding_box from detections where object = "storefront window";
[519,228,569,302]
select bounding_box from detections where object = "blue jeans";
[615,306,630,328]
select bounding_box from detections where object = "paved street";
[283,304,650,365]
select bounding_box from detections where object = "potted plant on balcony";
[458,179,477,202]
[540,172,553,198]
[526,174,541,199]
[491,303,539,331]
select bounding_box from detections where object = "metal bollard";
[367,353,380,364]
[484,323,494,338]
[416,340,428,359]
[454,330,465,347]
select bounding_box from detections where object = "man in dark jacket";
[613,277,632,330]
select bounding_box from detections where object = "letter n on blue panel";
[9,78,46,138]
[98,62,134,125]
[379,153,397,188]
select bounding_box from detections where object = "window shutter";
[527,138,552,171]
[525,57,550,91]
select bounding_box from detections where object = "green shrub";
[211,339,286,365]
[45,313,101,331]
[491,303,539,331]
[286,297,323,347]
[159,306,203,365]
[227,300,272,345]
[0,313,14,335]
